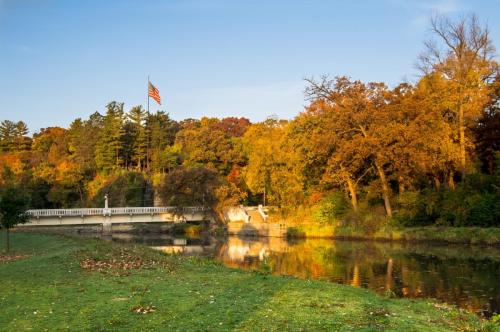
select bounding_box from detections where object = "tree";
[68,112,103,175]
[0,120,16,152]
[158,166,220,212]
[13,121,31,151]
[419,14,499,179]
[31,127,85,207]
[127,106,147,170]
[243,118,303,207]
[95,102,125,172]
[305,77,394,216]
[145,111,180,172]
[211,117,251,137]
[175,117,245,176]
[0,185,30,252]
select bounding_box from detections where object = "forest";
[1,15,499,229]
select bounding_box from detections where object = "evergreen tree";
[95,102,125,172]
[68,113,103,174]
[127,106,147,170]
[145,111,179,172]
[13,121,31,151]
[0,120,16,152]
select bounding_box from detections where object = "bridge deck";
[27,207,204,218]
[20,207,209,229]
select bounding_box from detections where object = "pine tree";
[0,120,16,152]
[145,111,179,172]
[13,121,31,151]
[95,102,125,172]
[127,106,147,170]
[68,113,103,174]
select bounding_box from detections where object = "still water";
[110,233,500,317]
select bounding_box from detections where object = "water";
[110,233,500,317]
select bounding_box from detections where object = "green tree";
[127,106,147,170]
[158,166,220,211]
[0,120,16,152]
[95,102,125,172]
[68,112,103,175]
[0,184,30,252]
[145,111,180,172]
[13,121,31,151]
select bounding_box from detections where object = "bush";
[312,191,349,224]
[92,172,151,207]
[394,173,500,227]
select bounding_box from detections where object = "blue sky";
[0,0,499,133]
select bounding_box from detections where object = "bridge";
[19,206,209,233]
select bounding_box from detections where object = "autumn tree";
[474,75,500,174]
[419,14,499,179]
[243,118,303,207]
[305,77,394,216]
[175,117,246,176]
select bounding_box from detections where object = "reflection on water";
[111,234,500,317]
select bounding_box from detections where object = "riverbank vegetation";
[0,232,495,331]
[0,15,498,235]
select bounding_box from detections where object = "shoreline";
[0,232,494,330]
[15,222,500,246]
[229,222,500,246]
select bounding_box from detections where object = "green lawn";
[0,232,497,331]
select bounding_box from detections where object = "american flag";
[148,81,161,105]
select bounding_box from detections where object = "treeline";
[0,15,499,227]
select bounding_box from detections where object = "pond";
[109,233,500,317]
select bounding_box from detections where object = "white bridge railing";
[27,207,205,218]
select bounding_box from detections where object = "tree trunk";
[375,162,392,217]
[434,177,441,189]
[447,170,455,189]
[458,102,466,181]
[346,178,358,212]
[6,228,10,253]
[386,258,394,291]
[398,176,405,194]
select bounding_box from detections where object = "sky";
[0,0,499,133]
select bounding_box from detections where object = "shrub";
[91,171,151,207]
[312,191,349,224]
[394,173,500,227]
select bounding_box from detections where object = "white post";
[103,194,110,216]
[102,194,112,234]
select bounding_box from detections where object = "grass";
[0,231,498,331]
[271,204,500,245]
[333,226,500,245]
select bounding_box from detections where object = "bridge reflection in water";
[116,235,500,317]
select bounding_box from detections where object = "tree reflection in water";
[215,236,500,317]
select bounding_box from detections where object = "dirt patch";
[80,253,165,271]
[0,253,28,263]
[130,304,156,314]
[77,243,174,274]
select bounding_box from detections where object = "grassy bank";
[0,232,497,331]
[283,223,500,245]
[333,226,500,245]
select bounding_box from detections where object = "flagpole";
[147,75,150,114]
